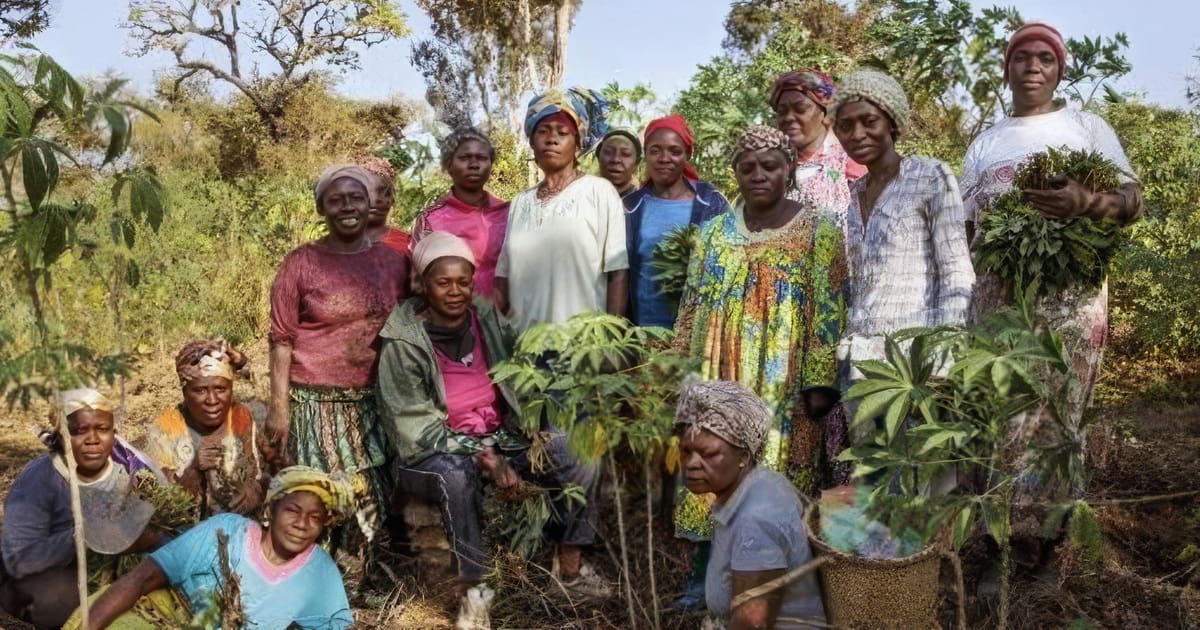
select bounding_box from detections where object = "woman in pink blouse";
[412,128,510,302]
[265,163,411,594]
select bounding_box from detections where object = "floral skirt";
[288,383,390,591]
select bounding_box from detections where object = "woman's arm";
[606,269,629,317]
[86,557,169,630]
[730,569,787,630]
[928,162,976,327]
[265,342,292,452]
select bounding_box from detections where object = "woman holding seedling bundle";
[961,22,1143,503]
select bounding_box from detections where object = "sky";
[24,0,1200,112]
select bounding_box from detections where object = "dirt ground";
[1,349,1197,628]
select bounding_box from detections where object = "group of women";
[0,20,1142,630]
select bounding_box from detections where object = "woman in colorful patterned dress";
[961,23,1142,503]
[772,69,866,230]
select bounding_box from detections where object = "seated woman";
[1,389,166,630]
[78,466,356,630]
[376,232,606,614]
[675,379,826,630]
[144,339,268,519]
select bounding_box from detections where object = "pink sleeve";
[268,249,304,346]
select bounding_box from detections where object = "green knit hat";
[833,69,911,137]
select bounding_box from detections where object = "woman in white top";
[961,22,1143,502]
[495,87,629,332]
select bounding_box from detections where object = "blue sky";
[26,0,1199,109]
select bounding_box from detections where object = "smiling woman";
[264,163,412,594]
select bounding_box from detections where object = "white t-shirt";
[960,107,1136,225]
[496,174,628,332]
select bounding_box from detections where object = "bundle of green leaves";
[974,146,1126,297]
[649,224,699,309]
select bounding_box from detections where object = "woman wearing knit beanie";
[831,69,976,443]
[960,22,1144,512]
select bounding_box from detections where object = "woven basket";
[807,510,943,629]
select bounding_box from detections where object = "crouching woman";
[78,466,356,629]
[376,232,606,609]
[676,379,827,630]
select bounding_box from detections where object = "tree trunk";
[548,0,572,89]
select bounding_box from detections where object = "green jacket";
[376,295,524,466]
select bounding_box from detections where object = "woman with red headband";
[962,22,1143,508]
[495,87,629,331]
[623,114,731,329]
[771,69,865,230]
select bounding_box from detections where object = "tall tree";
[124,0,409,138]
[411,0,581,134]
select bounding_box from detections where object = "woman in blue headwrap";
[495,86,630,331]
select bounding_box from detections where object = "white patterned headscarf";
[675,378,772,458]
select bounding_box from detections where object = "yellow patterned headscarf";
[264,466,361,525]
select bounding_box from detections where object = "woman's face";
[422,257,474,323]
[447,140,494,194]
[1007,39,1060,109]
[679,428,748,499]
[268,491,329,559]
[645,129,690,189]
[318,177,370,242]
[833,100,896,167]
[598,136,638,191]
[68,409,116,481]
[734,149,790,208]
[531,119,579,173]
[366,173,395,228]
[774,90,827,156]
[182,375,233,433]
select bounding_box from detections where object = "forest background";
[0,0,1198,628]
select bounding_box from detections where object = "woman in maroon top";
[265,163,410,594]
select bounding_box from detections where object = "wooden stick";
[1089,489,1200,506]
[55,397,89,630]
[729,556,829,610]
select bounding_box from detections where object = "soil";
[0,351,1196,628]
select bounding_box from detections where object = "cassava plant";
[649,223,699,311]
[0,46,166,629]
[974,146,1127,297]
[839,287,1080,628]
[490,313,698,629]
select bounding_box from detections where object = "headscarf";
[730,124,796,167]
[524,86,612,155]
[1003,22,1068,82]
[596,129,642,162]
[643,114,700,181]
[313,164,374,209]
[60,387,114,417]
[264,465,360,526]
[175,338,248,386]
[833,69,911,137]
[675,378,772,458]
[358,155,397,181]
[412,230,476,277]
[770,69,837,110]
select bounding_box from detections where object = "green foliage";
[839,299,1071,549]
[491,313,698,467]
[649,224,698,310]
[1103,101,1200,358]
[974,148,1125,298]
[132,469,199,533]
[602,81,662,131]
[486,482,586,560]
[1065,501,1104,573]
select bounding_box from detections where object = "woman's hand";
[195,436,224,472]
[1023,175,1094,219]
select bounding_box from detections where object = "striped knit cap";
[834,69,911,136]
